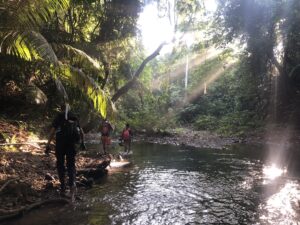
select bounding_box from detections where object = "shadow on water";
[4,142,300,225]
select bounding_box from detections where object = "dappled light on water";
[259,181,300,225]
[109,160,131,168]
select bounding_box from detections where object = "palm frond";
[58,63,114,118]
[54,78,69,102]
[0,0,67,63]
[0,31,58,63]
[0,0,70,29]
[52,44,102,76]
[27,31,58,63]
[0,0,114,118]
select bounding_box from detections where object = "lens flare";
[263,164,286,180]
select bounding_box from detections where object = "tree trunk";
[277,0,300,123]
[111,43,165,102]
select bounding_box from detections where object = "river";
[5,142,300,225]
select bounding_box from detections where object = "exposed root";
[0,178,17,193]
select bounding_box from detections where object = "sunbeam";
[185,59,238,104]
[151,47,223,90]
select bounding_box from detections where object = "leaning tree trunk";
[111,43,166,103]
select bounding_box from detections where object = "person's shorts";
[101,136,111,145]
[124,139,131,144]
[56,138,76,155]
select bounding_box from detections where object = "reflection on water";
[259,181,300,224]
[7,143,300,225]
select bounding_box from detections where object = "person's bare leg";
[128,140,131,153]
[103,142,107,154]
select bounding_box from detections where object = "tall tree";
[214,0,300,123]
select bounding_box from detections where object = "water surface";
[6,143,300,225]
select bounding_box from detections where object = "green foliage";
[216,111,261,136]
[194,115,218,130]
[213,0,300,123]
[117,87,177,132]
[177,55,265,136]
[0,0,143,120]
[193,110,262,137]
[0,0,69,61]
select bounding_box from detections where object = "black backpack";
[61,119,81,143]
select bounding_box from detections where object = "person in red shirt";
[121,123,133,153]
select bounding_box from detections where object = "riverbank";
[133,125,300,151]
[85,128,243,150]
[134,128,241,149]
[0,119,111,221]
[0,143,110,220]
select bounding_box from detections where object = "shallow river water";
[6,142,300,225]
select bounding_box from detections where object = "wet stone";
[45,173,55,181]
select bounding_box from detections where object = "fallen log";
[76,158,110,179]
[77,167,108,179]
[0,140,47,145]
[0,142,44,149]
[0,198,69,222]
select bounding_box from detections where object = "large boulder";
[24,84,47,105]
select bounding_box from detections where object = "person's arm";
[45,127,55,155]
[129,129,133,140]
[109,123,114,131]
[120,129,124,139]
[99,122,104,134]
[79,127,86,150]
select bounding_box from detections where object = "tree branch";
[271,55,283,75]
[99,51,110,89]
[0,179,17,193]
[111,43,166,102]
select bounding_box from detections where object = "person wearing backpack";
[100,118,113,155]
[121,123,132,153]
[45,103,86,201]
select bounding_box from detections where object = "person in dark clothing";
[46,104,86,201]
